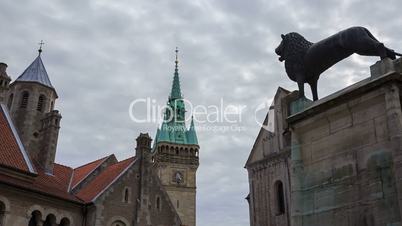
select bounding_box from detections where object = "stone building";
[245,58,402,226]
[0,48,199,226]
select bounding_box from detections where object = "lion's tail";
[396,52,402,57]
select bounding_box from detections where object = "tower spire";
[170,47,182,100]
[38,40,44,55]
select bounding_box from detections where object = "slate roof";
[76,157,136,202]
[15,55,53,88]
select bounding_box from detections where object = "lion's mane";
[281,32,313,82]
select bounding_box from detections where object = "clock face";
[174,171,184,184]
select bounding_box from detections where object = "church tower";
[7,45,61,174]
[153,49,199,226]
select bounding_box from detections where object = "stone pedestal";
[289,97,313,115]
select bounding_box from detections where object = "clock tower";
[153,49,199,226]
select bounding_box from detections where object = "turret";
[38,110,62,173]
[136,133,152,161]
[0,63,11,105]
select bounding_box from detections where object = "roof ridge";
[74,155,111,170]
[115,156,136,164]
[71,154,113,190]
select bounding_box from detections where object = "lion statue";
[275,26,401,101]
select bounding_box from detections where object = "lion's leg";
[353,38,388,59]
[385,48,397,60]
[298,82,305,99]
[309,79,318,101]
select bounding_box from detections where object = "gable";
[75,157,136,203]
[245,87,291,167]
[71,154,117,191]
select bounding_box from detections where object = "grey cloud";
[1,0,401,225]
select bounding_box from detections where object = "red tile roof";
[0,104,138,204]
[76,157,136,203]
[71,155,110,189]
[0,163,81,203]
[0,105,35,173]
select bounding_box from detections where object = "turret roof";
[16,54,53,88]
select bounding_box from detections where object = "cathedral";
[0,47,199,226]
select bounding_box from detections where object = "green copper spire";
[154,48,198,147]
[186,116,198,145]
[170,47,182,100]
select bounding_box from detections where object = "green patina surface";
[154,55,198,147]
[289,97,313,115]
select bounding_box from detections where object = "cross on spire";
[38,40,44,55]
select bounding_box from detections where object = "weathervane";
[38,40,45,55]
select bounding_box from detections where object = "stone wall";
[0,184,82,226]
[92,164,140,226]
[246,88,296,226]
[248,155,291,226]
[289,79,402,226]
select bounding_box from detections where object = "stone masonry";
[246,58,402,226]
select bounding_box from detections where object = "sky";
[1,0,402,225]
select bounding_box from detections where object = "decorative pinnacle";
[175,47,179,73]
[38,40,44,55]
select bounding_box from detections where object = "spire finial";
[38,40,45,55]
[175,47,179,73]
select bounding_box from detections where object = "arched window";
[7,93,13,109]
[0,201,5,226]
[20,91,29,108]
[28,210,42,226]
[123,187,130,203]
[50,101,54,111]
[60,217,71,226]
[275,181,285,215]
[43,214,56,226]
[37,95,45,112]
[156,196,161,211]
[111,220,126,226]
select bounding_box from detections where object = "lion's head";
[275,32,313,81]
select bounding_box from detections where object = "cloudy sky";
[1,0,402,225]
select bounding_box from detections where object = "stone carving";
[275,26,402,100]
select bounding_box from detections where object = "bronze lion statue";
[275,26,401,101]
